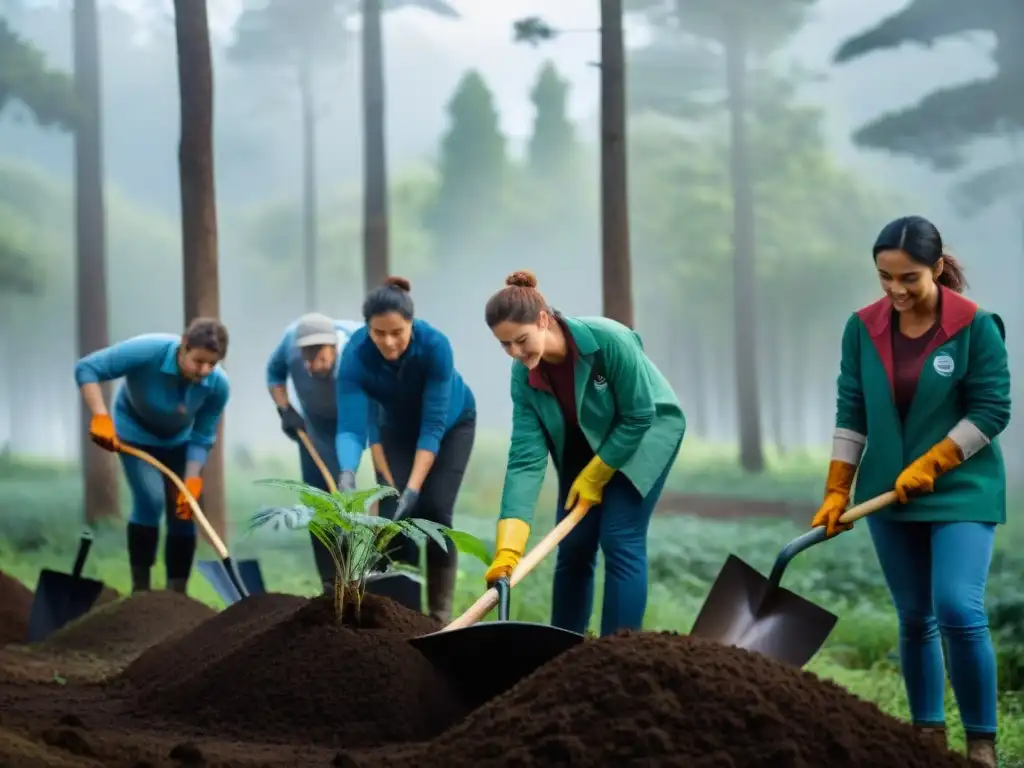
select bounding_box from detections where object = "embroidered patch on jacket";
[593,374,608,391]
[933,351,955,377]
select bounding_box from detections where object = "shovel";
[119,445,250,605]
[27,530,107,643]
[409,503,591,707]
[689,490,897,667]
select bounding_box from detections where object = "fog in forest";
[1,0,1021,478]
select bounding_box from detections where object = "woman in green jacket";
[812,216,1010,768]
[482,271,686,637]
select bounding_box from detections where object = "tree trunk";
[299,56,318,310]
[763,296,786,455]
[73,0,119,523]
[174,0,226,542]
[361,0,389,292]
[724,25,764,473]
[599,0,633,328]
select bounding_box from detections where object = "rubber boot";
[966,736,997,767]
[127,522,159,594]
[913,724,947,752]
[167,578,189,594]
[426,556,458,625]
[165,534,196,594]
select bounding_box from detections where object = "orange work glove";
[88,414,120,452]
[894,437,962,504]
[811,460,857,538]
[175,477,203,520]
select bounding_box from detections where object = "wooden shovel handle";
[119,444,230,560]
[442,502,591,632]
[296,430,338,493]
[837,491,898,525]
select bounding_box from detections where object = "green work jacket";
[499,315,686,524]
[837,287,1010,524]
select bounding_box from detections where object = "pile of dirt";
[0,570,33,645]
[140,592,469,749]
[119,591,306,694]
[366,632,972,768]
[39,590,215,657]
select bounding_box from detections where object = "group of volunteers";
[73,214,1010,767]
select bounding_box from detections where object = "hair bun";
[383,276,411,292]
[505,270,538,289]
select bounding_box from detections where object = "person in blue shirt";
[74,318,231,595]
[336,276,476,623]
[266,312,362,590]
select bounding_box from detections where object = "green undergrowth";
[2,440,1024,762]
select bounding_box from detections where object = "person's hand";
[484,518,531,585]
[810,459,857,538]
[337,470,356,492]
[88,414,120,452]
[277,405,305,440]
[175,477,203,520]
[393,487,420,522]
[565,455,616,511]
[894,437,962,504]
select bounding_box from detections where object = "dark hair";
[485,270,551,327]
[872,215,967,294]
[362,276,414,322]
[183,317,229,357]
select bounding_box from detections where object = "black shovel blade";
[689,554,838,668]
[366,572,422,613]
[27,570,106,643]
[197,557,250,606]
[235,559,267,595]
[410,621,584,708]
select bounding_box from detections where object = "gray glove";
[337,470,356,492]
[393,487,420,522]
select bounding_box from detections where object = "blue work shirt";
[74,333,230,467]
[335,319,476,472]
[265,318,363,428]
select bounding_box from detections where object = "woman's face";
[302,344,338,376]
[875,249,942,313]
[178,344,222,381]
[369,312,413,361]
[491,311,552,369]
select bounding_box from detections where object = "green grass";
[2,435,1023,763]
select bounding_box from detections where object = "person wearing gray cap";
[266,312,363,589]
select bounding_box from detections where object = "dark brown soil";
[40,590,215,657]
[349,632,973,768]
[133,591,469,749]
[0,570,33,645]
[0,590,976,767]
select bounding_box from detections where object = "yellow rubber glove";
[564,455,616,511]
[894,437,962,504]
[810,460,857,538]
[484,518,530,584]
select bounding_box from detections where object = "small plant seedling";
[248,479,492,626]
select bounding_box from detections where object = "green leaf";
[404,518,451,553]
[439,527,493,566]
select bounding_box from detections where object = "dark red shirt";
[892,314,940,421]
[539,355,577,427]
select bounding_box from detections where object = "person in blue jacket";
[335,276,476,623]
[74,318,231,594]
[266,312,362,591]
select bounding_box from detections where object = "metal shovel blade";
[27,569,106,643]
[197,557,250,606]
[689,554,838,668]
[235,559,267,595]
[409,620,584,708]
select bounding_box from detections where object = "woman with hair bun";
[811,215,1010,766]
[334,276,476,624]
[483,270,686,637]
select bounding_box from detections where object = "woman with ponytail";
[811,215,1010,766]
[334,277,477,624]
[482,270,686,637]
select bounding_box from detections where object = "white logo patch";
[933,354,954,377]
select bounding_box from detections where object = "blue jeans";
[120,442,194,537]
[551,447,678,637]
[867,517,998,736]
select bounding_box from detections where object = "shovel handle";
[119,444,230,561]
[442,502,591,632]
[296,430,338,493]
[72,530,94,578]
[837,491,898,525]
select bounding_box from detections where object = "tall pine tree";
[526,61,578,181]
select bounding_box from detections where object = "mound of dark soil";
[141,592,468,749]
[373,632,971,768]
[40,590,215,657]
[119,592,306,694]
[0,571,33,645]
